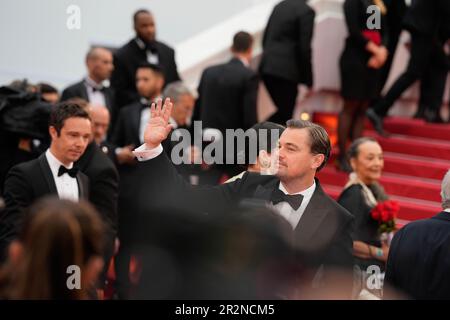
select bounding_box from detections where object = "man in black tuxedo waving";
[133,99,354,294]
[0,102,92,262]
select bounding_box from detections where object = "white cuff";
[133,143,163,161]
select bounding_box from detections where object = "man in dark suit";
[0,102,91,262]
[259,0,315,125]
[61,47,116,130]
[385,170,450,299]
[195,31,258,177]
[133,99,354,294]
[196,31,258,132]
[75,104,119,289]
[111,9,180,109]
[111,62,163,298]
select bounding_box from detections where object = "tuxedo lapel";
[294,181,331,244]
[38,154,57,194]
[76,173,89,199]
[78,80,89,100]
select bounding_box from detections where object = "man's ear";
[312,154,325,170]
[350,158,356,172]
[49,126,58,140]
[8,241,23,266]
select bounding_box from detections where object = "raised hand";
[143,98,173,149]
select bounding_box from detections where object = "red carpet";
[314,112,449,225]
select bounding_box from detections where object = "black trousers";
[262,74,298,125]
[417,49,449,117]
[373,33,434,117]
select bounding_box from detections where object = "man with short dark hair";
[0,102,92,261]
[196,31,258,133]
[133,99,354,295]
[111,9,180,109]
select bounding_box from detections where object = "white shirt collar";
[135,37,146,50]
[85,76,105,90]
[279,180,316,196]
[237,56,250,68]
[444,208,450,213]
[45,149,73,176]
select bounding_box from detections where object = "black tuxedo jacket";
[111,39,180,108]
[259,0,315,86]
[75,142,119,238]
[60,80,117,129]
[112,101,142,149]
[385,211,450,299]
[0,154,89,260]
[196,58,258,132]
[136,151,354,274]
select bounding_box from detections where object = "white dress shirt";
[133,143,316,229]
[45,149,79,202]
[270,181,316,229]
[85,77,107,107]
[135,38,159,65]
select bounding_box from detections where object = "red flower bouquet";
[371,200,399,234]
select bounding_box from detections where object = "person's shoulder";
[6,157,41,182]
[115,39,137,57]
[155,40,175,53]
[62,80,84,93]
[316,184,354,221]
[339,184,363,199]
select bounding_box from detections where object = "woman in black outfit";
[337,0,389,171]
[338,137,391,297]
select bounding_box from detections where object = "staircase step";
[363,130,450,161]
[318,167,442,203]
[322,184,440,222]
[381,117,450,141]
[329,150,450,181]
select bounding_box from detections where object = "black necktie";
[58,165,78,178]
[271,188,304,210]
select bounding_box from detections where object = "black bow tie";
[58,165,78,178]
[271,188,304,210]
[91,86,105,93]
[144,41,158,54]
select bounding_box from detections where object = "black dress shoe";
[424,110,444,123]
[413,107,426,119]
[366,109,386,136]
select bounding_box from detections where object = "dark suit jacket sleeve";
[344,0,370,49]
[324,210,354,270]
[193,73,205,122]
[89,165,119,236]
[137,150,243,213]
[242,73,259,130]
[0,166,33,256]
[384,226,405,289]
[297,7,315,87]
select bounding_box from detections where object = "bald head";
[89,106,110,144]
[86,47,114,83]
